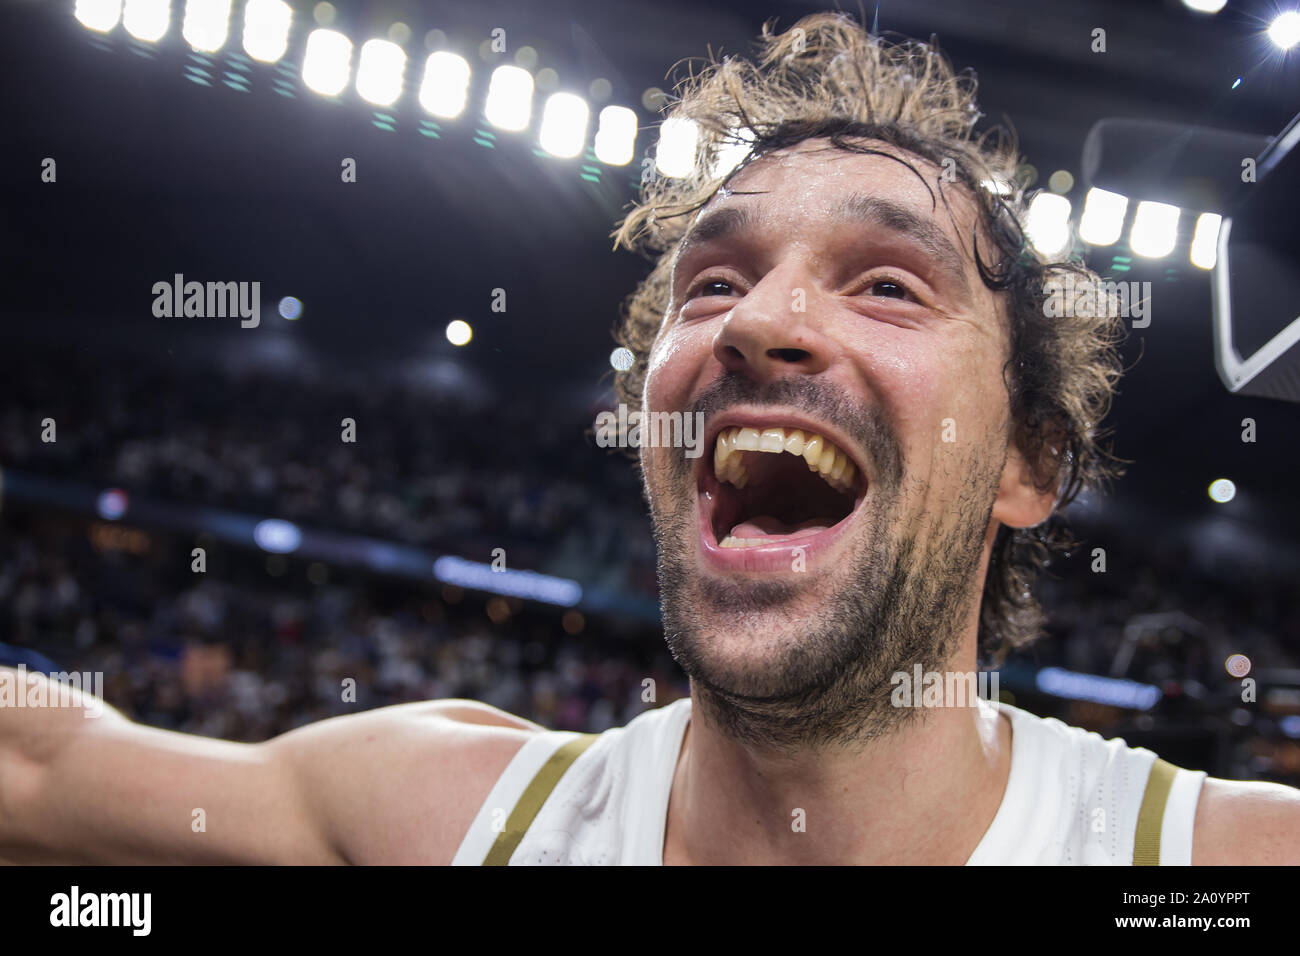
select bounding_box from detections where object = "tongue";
[729,514,833,540]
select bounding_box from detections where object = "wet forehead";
[678,141,984,294]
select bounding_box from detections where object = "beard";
[647,374,1001,753]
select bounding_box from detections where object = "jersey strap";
[482,733,600,865]
[1132,758,1178,865]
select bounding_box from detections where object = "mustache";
[684,373,904,490]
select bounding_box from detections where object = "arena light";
[253,518,302,554]
[355,39,406,106]
[484,65,534,132]
[181,0,231,53]
[418,51,471,119]
[1181,0,1227,13]
[445,319,472,346]
[1269,11,1300,50]
[433,556,582,607]
[593,105,637,166]
[1190,212,1223,270]
[302,29,352,97]
[241,0,291,63]
[1208,478,1236,503]
[1130,200,1180,258]
[538,92,590,159]
[1035,667,1161,711]
[123,0,169,42]
[609,347,634,371]
[655,117,698,179]
[711,126,755,178]
[1024,192,1072,258]
[75,0,121,32]
[1078,187,1128,247]
[96,488,129,521]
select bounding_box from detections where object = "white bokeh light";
[356,39,406,107]
[302,29,352,96]
[1078,187,1128,247]
[76,0,122,32]
[485,65,534,132]
[446,320,473,346]
[1024,192,1072,258]
[181,0,231,53]
[1130,200,1180,259]
[123,0,169,42]
[539,92,590,159]
[1208,478,1236,503]
[1268,11,1300,49]
[1190,213,1223,270]
[655,117,698,179]
[242,0,291,63]
[419,51,471,119]
[593,106,637,166]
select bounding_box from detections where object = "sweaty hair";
[609,12,1125,664]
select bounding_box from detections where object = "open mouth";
[702,424,867,551]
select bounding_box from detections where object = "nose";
[711,266,833,380]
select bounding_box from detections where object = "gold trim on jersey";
[483,733,600,866]
[1133,758,1178,865]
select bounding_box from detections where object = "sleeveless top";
[451,696,1207,865]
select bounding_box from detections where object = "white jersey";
[452,696,1206,865]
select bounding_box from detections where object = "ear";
[990,438,1058,529]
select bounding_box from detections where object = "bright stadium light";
[1024,192,1072,258]
[1208,478,1236,503]
[242,0,291,63]
[711,126,755,178]
[356,39,406,106]
[1269,11,1300,49]
[1078,187,1128,247]
[1181,0,1227,13]
[485,65,534,131]
[539,92,590,158]
[593,105,637,165]
[75,0,122,32]
[253,519,302,554]
[655,117,698,179]
[419,51,471,118]
[1130,200,1180,258]
[181,0,231,53]
[1190,212,1223,270]
[446,319,472,346]
[302,29,352,96]
[123,0,169,42]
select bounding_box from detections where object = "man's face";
[640,138,1037,747]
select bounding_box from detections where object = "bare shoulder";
[265,698,546,865]
[1192,775,1300,865]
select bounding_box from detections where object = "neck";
[662,682,1012,865]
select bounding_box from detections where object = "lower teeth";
[718,535,770,548]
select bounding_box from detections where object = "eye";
[691,279,736,298]
[865,278,912,300]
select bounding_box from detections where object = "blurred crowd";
[0,347,659,597]
[0,517,685,740]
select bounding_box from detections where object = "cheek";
[644,321,714,411]
[848,329,1001,475]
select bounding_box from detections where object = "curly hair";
[609,12,1126,664]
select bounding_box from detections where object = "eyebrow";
[675,192,970,296]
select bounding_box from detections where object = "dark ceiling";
[2,0,1299,547]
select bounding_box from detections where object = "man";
[1,13,1297,866]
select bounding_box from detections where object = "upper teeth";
[713,426,858,494]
